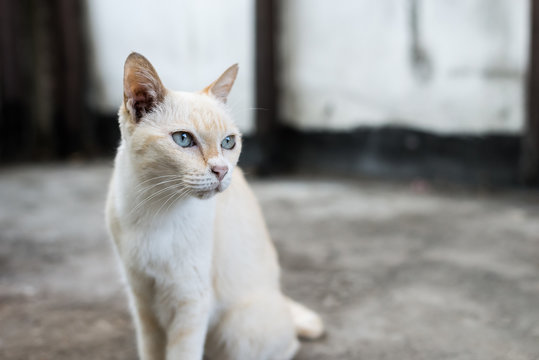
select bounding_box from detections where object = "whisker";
[181,174,209,180]
[165,188,191,213]
[134,174,179,190]
[151,191,178,224]
[151,187,192,224]
[134,177,184,197]
[129,183,183,216]
[134,174,183,191]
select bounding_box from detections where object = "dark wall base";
[247,126,522,186]
[54,113,523,187]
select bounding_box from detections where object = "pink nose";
[211,165,229,181]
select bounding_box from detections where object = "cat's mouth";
[191,184,216,198]
[194,188,218,199]
[193,181,228,199]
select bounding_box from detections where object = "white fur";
[106,55,323,360]
[110,150,215,359]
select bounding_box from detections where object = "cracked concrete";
[0,163,538,359]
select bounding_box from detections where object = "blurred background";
[2,0,538,185]
[1,1,539,359]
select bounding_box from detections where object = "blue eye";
[172,132,195,147]
[221,135,236,150]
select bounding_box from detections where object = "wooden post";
[0,0,90,161]
[522,0,539,185]
[255,0,279,174]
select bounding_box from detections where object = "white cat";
[105,52,323,360]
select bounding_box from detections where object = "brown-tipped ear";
[203,64,239,103]
[123,52,166,122]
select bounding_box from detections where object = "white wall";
[279,0,530,134]
[86,0,255,134]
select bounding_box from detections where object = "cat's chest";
[123,199,215,280]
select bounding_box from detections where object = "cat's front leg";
[133,296,166,360]
[165,294,211,360]
[128,273,167,360]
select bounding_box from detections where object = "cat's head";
[119,52,242,200]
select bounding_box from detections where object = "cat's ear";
[123,52,166,122]
[203,64,239,103]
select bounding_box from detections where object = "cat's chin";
[194,190,218,200]
[194,183,230,199]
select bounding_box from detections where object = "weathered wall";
[279,0,530,134]
[86,0,255,133]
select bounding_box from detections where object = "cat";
[105,52,324,360]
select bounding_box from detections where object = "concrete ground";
[0,163,539,360]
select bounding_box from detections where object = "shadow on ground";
[1,163,539,359]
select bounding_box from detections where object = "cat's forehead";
[162,91,236,133]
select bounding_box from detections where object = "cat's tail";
[286,297,325,340]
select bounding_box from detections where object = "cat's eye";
[221,135,236,150]
[172,132,195,147]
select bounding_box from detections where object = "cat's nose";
[211,165,228,181]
